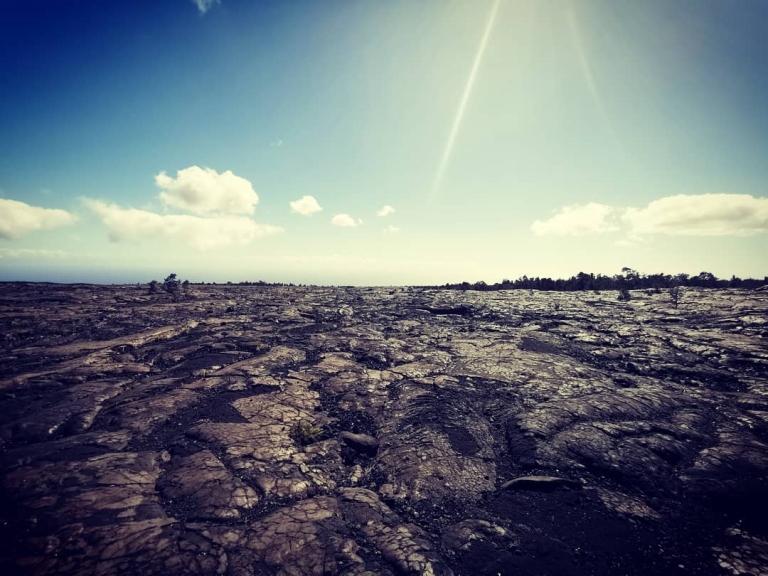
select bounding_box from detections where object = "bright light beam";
[431,0,501,200]
[567,3,625,154]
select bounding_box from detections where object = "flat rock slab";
[1,283,767,575]
[500,476,582,491]
[157,450,260,520]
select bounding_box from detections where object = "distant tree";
[148,280,159,294]
[163,273,181,294]
[435,268,763,293]
[674,273,690,286]
[621,267,640,289]
[691,271,718,288]
[576,271,592,291]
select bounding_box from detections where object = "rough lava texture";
[1,283,767,575]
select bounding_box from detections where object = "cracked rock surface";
[1,283,767,575]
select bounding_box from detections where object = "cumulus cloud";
[377,205,396,217]
[191,0,220,14]
[155,166,259,215]
[530,203,617,236]
[0,198,75,240]
[383,225,400,233]
[85,199,282,250]
[331,213,362,228]
[290,195,323,216]
[531,193,768,239]
[623,194,768,236]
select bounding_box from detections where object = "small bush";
[148,280,159,294]
[290,420,323,445]
[163,273,181,294]
[617,289,632,302]
[669,285,681,308]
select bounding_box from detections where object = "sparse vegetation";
[617,289,632,302]
[669,285,681,308]
[145,273,192,300]
[439,270,767,292]
[290,420,324,445]
[163,273,181,295]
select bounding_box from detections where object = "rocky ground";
[1,282,767,576]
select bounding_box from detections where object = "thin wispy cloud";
[0,248,68,259]
[191,0,221,15]
[270,139,283,148]
[282,253,375,266]
[331,214,363,228]
[290,195,323,216]
[0,199,76,240]
[155,166,259,215]
[377,205,396,217]
[383,225,400,233]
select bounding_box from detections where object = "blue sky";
[1,0,767,285]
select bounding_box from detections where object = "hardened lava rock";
[0,283,767,575]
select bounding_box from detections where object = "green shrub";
[290,420,323,445]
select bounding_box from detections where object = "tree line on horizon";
[437,268,768,292]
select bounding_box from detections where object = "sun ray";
[567,3,625,154]
[430,0,502,200]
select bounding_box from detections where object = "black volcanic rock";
[500,476,582,491]
[0,283,767,575]
[340,431,380,455]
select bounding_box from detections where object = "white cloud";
[383,225,400,233]
[531,193,768,241]
[290,195,323,216]
[191,0,220,14]
[0,198,76,240]
[377,205,396,217]
[0,248,68,259]
[531,203,617,236]
[270,139,283,148]
[155,166,258,215]
[331,213,363,228]
[85,199,282,251]
[623,194,768,236]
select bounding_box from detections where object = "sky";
[1,0,767,285]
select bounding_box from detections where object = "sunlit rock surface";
[1,283,767,575]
